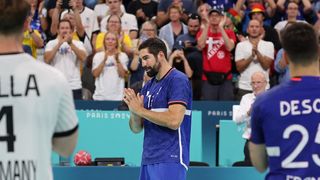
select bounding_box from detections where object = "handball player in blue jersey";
[124,38,192,180]
[249,23,320,180]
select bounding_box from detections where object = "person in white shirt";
[50,0,99,56]
[94,0,126,24]
[92,32,128,100]
[0,0,78,179]
[100,0,138,39]
[44,19,87,100]
[233,71,267,166]
[75,0,100,55]
[235,19,274,101]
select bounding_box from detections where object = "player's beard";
[145,58,161,78]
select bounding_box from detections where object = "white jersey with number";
[0,53,78,180]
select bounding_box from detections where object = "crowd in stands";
[24,0,320,101]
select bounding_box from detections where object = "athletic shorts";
[139,162,187,180]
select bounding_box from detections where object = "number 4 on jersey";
[0,106,16,152]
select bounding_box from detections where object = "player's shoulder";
[170,68,188,80]
[168,69,190,89]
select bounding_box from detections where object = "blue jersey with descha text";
[140,68,192,169]
[251,76,320,180]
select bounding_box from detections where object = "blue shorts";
[139,162,187,180]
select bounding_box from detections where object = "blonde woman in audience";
[95,14,133,56]
[92,32,129,101]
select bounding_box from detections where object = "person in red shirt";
[197,9,236,100]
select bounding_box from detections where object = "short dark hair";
[281,23,319,66]
[138,38,167,59]
[0,0,30,35]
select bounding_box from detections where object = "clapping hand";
[123,88,144,115]
[219,15,227,29]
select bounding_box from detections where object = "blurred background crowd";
[24,0,320,101]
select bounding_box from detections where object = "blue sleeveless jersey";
[251,76,320,180]
[140,68,192,169]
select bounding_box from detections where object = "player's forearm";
[53,130,78,157]
[129,113,143,133]
[249,142,268,173]
[136,107,185,130]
